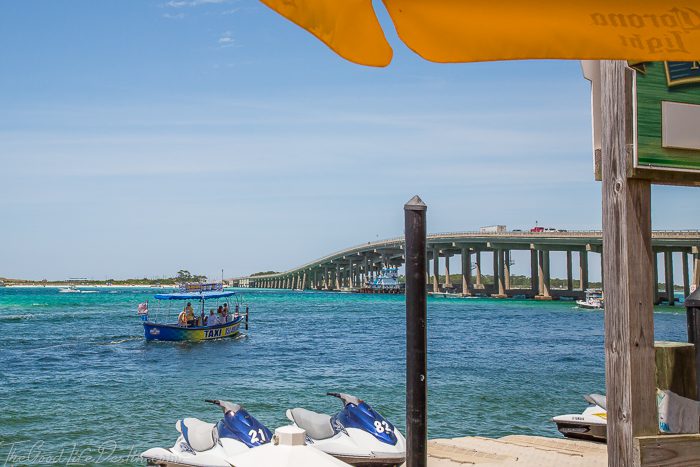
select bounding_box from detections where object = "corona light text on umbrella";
[259,0,700,66]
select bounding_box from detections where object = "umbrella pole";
[404,196,427,467]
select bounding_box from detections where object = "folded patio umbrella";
[260,0,700,66]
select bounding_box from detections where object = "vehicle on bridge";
[138,282,248,341]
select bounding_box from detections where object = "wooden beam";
[655,341,697,400]
[635,434,700,467]
[601,60,658,467]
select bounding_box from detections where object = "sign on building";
[583,60,700,185]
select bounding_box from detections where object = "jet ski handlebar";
[326,392,362,406]
[205,399,242,413]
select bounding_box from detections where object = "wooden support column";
[601,60,657,466]
[665,251,675,306]
[530,249,539,295]
[433,247,440,293]
[683,252,691,299]
[580,250,589,291]
[461,247,471,296]
[566,250,573,291]
[475,251,482,288]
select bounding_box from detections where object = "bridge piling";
[665,251,675,306]
[461,247,471,296]
[444,255,452,289]
[504,250,511,291]
[432,247,440,293]
[683,253,691,298]
[579,251,589,291]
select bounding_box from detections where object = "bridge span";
[233,230,700,304]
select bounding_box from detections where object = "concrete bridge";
[233,230,700,304]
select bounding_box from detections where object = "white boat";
[576,289,604,310]
[59,286,81,293]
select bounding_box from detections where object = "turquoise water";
[0,287,687,465]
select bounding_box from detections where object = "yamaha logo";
[150,328,160,336]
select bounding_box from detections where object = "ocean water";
[0,287,687,465]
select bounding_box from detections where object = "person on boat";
[178,309,188,326]
[183,302,195,327]
[208,309,218,326]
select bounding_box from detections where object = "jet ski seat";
[584,394,607,410]
[288,408,336,440]
[177,418,218,452]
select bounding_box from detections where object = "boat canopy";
[154,290,236,301]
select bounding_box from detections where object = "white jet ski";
[552,394,607,442]
[286,392,406,466]
[141,399,272,466]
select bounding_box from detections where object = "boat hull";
[143,317,243,342]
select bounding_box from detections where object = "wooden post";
[655,341,697,400]
[404,196,428,467]
[601,60,657,466]
[686,289,700,399]
[665,251,675,306]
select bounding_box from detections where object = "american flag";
[137,302,149,315]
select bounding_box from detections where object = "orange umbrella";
[260,0,700,66]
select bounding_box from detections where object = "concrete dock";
[421,435,606,466]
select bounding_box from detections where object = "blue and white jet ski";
[141,399,272,466]
[286,392,406,466]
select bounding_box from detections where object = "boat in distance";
[138,283,248,342]
[576,289,604,310]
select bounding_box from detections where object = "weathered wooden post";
[685,288,700,398]
[600,60,657,466]
[405,195,427,467]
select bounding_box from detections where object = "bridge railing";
[244,230,700,279]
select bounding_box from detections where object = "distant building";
[479,225,507,234]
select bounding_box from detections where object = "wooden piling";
[600,60,657,467]
[404,195,428,467]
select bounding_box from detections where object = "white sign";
[662,101,700,151]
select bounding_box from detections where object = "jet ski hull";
[553,419,607,442]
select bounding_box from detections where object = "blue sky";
[1,0,697,281]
